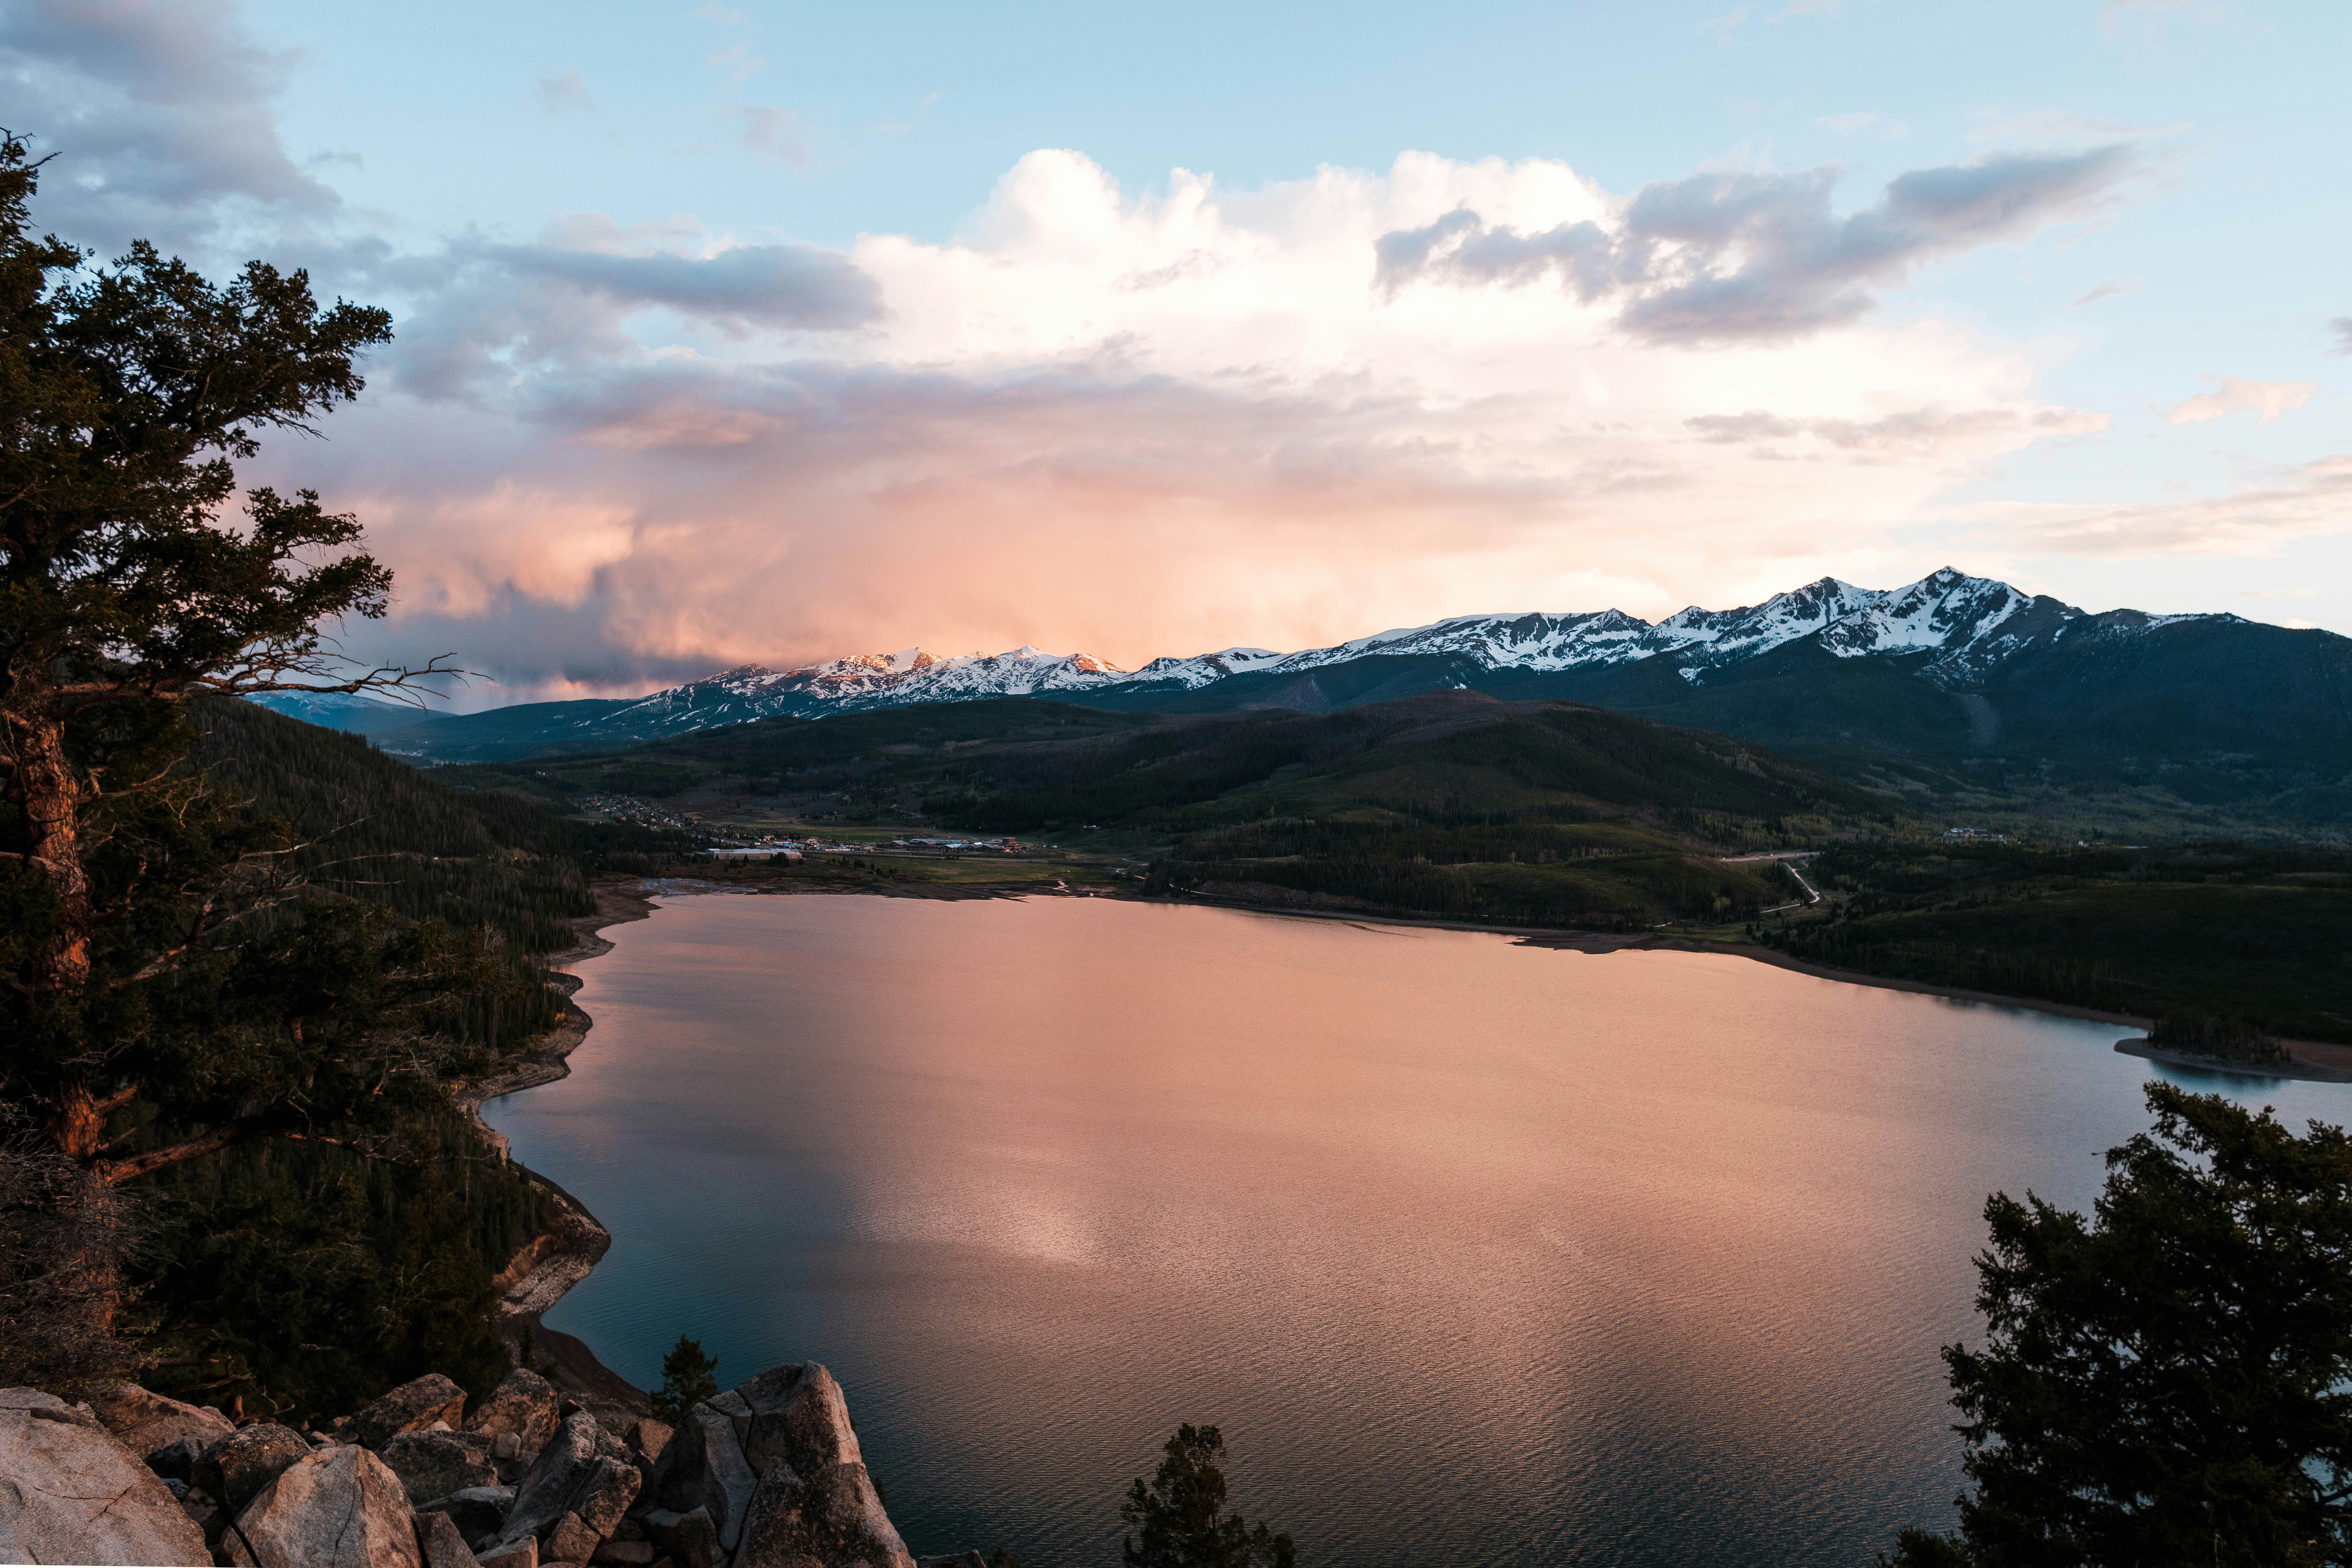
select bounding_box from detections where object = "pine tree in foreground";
[652,1333,721,1423]
[1121,1423,1295,1568]
[1887,1083,2352,1567]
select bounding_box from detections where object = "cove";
[482,892,2347,1568]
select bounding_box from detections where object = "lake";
[482,891,2347,1567]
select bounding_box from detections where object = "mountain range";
[259,568,2352,830]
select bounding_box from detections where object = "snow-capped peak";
[585,569,2230,740]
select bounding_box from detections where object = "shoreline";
[1148,887,2352,1072]
[655,873,2352,1068]
[458,877,660,1429]
[466,873,2349,1418]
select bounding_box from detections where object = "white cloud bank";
[282,145,2142,696]
[28,0,2320,702]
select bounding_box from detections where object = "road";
[1723,850,1823,912]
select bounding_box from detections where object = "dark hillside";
[195,699,676,951]
[459,690,1896,929]
[119,704,695,1422]
[1770,840,2352,1044]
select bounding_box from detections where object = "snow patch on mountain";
[577,569,2241,740]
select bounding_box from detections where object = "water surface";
[484,892,2344,1567]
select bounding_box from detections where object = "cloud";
[1686,405,2108,455]
[1376,146,2136,342]
[2328,317,2352,356]
[1989,456,2352,556]
[732,104,813,168]
[0,0,336,253]
[537,68,598,114]
[377,220,883,401]
[2164,376,2318,425]
[197,145,2130,697]
[2072,277,2141,307]
[1698,7,1750,45]
[706,39,760,85]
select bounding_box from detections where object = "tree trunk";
[11,705,92,994]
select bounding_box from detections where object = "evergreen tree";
[1,124,422,1154]
[1120,1424,1295,1568]
[1887,1084,2352,1566]
[0,129,497,1385]
[652,1333,721,1423]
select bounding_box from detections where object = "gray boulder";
[383,1428,501,1504]
[415,1505,484,1568]
[351,1373,469,1450]
[465,1368,561,1451]
[225,1443,423,1568]
[714,1364,912,1568]
[195,1421,314,1516]
[544,1510,600,1563]
[498,1412,641,1549]
[918,1555,988,1568]
[417,1483,515,1541]
[733,1363,863,1476]
[161,1476,225,1539]
[651,1402,757,1552]
[93,1382,237,1461]
[476,1538,537,1568]
[625,1416,673,1466]
[733,1452,914,1568]
[0,1384,98,1426]
[0,1390,210,1565]
[147,1432,209,1481]
[639,1506,721,1568]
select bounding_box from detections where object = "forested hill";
[193,698,679,952]
[450,690,1898,929]
[112,704,699,1422]
[451,688,1892,835]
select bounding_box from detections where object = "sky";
[8,0,2351,705]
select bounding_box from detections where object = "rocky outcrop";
[417,1484,516,1541]
[0,1386,210,1566]
[162,1475,225,1538]
[477,1538,538,1568]
[18,1346,933,1568]
[92,1381,237,1461]
[225,1443,423,1568]
[626,1417,674,1466]
[545,1510,602,1561]
[416,1506,485,1568]
[466,1367,563,1452]
[640,1506,722,1568]
[733,1455,912,1568]
[497,1411,641,1553]
[383,1428,502,1504]
[651,1403,758,1553]
[350,1373,469,1450]
[195,1421,315,1515]
[653,1364,912,1568]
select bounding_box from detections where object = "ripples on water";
[483,893,2347,1568]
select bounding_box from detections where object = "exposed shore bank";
[455,878,660,1428]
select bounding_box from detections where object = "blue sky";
[11,0,2350,698]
